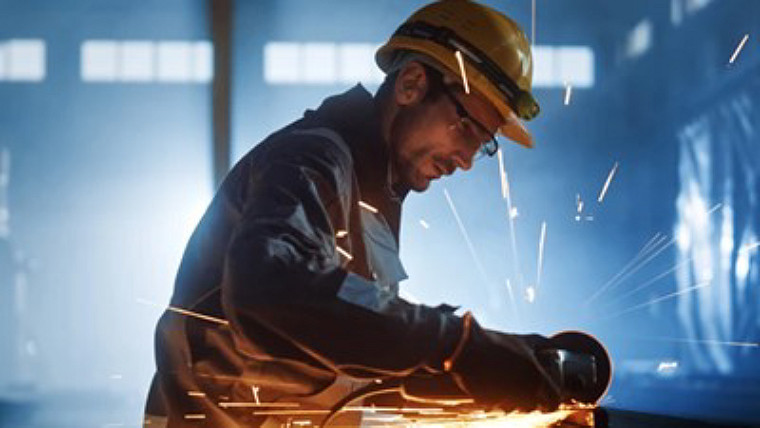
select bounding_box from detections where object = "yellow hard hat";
[376,0,539,148]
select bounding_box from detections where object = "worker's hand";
[449,319,562,412]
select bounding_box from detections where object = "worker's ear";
[394,61,429,106]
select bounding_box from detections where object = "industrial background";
[0,0,758,426]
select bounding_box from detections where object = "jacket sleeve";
[220,134,463,377]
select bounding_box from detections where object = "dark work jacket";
[144,85,466,428]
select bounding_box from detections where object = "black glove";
[447,316,562,412]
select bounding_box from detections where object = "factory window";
[264,42,384,85]
[0,39,46,82]
[264,42,593,89]
[81,40,213,83]
[532,46,595,88]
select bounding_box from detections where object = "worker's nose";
[453,151,474,171]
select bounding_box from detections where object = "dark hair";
[375,61,447,103]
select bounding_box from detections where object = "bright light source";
[736,245,751,282]
[3,39,46,81]
[157,41,193,82]
[192,41,214,82]
[0,47,5,79]
[121,41,154,81]
[533,45,594,88]
[82,40,118,81]
[264,42,300,83]
[82,40,212,83]
[525,286,536,303]
[266,42,384,85]
[556,47,594,88]
[675,223,691,251]
[531,46,555,87]
[338,43,378,84]
[302,43,337,84]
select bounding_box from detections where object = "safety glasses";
[440,85,499,158]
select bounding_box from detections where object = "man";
[144,1,564,427]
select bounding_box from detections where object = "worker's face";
[388,62,503,192]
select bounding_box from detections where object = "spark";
[362,415,403,422]
[706,202,723,215]
[597,162,619,203]
[253,406,450,417]
[168,305,229,326]
[135,297,159,307]
[605,256,692,307]
[253,409,328,416]
[536,221,547,292]
[587,201,721,306]
[454,50,470,94]
[657,361,678,373]
[136,297,229,326]
[639,232,662,256]
[585,215,594,221]
[358,200,378,214]
[630,335,760,349]
[656,338,760,348]
[443,188,495,297]
[576,194,584,214]
[585,233,673,306]
[184,414,206,420]
[187,391,206,398]
[502,165,524,291]
[336,246,353,261]
[419,219,430,229]
[603,281,710,320]
[564,83,573,105]
[497,148,509,200]
[505,279,519,324]
[525,285,536,303]
[728,34,749,64]
[252,385,261,404]
[335,230,348,238]
[350,404,595,428]
[219,402,301,408]
[585,235,664,305]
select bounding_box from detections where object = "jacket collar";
[301,85,407,237]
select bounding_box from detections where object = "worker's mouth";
[431,162,449,180]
